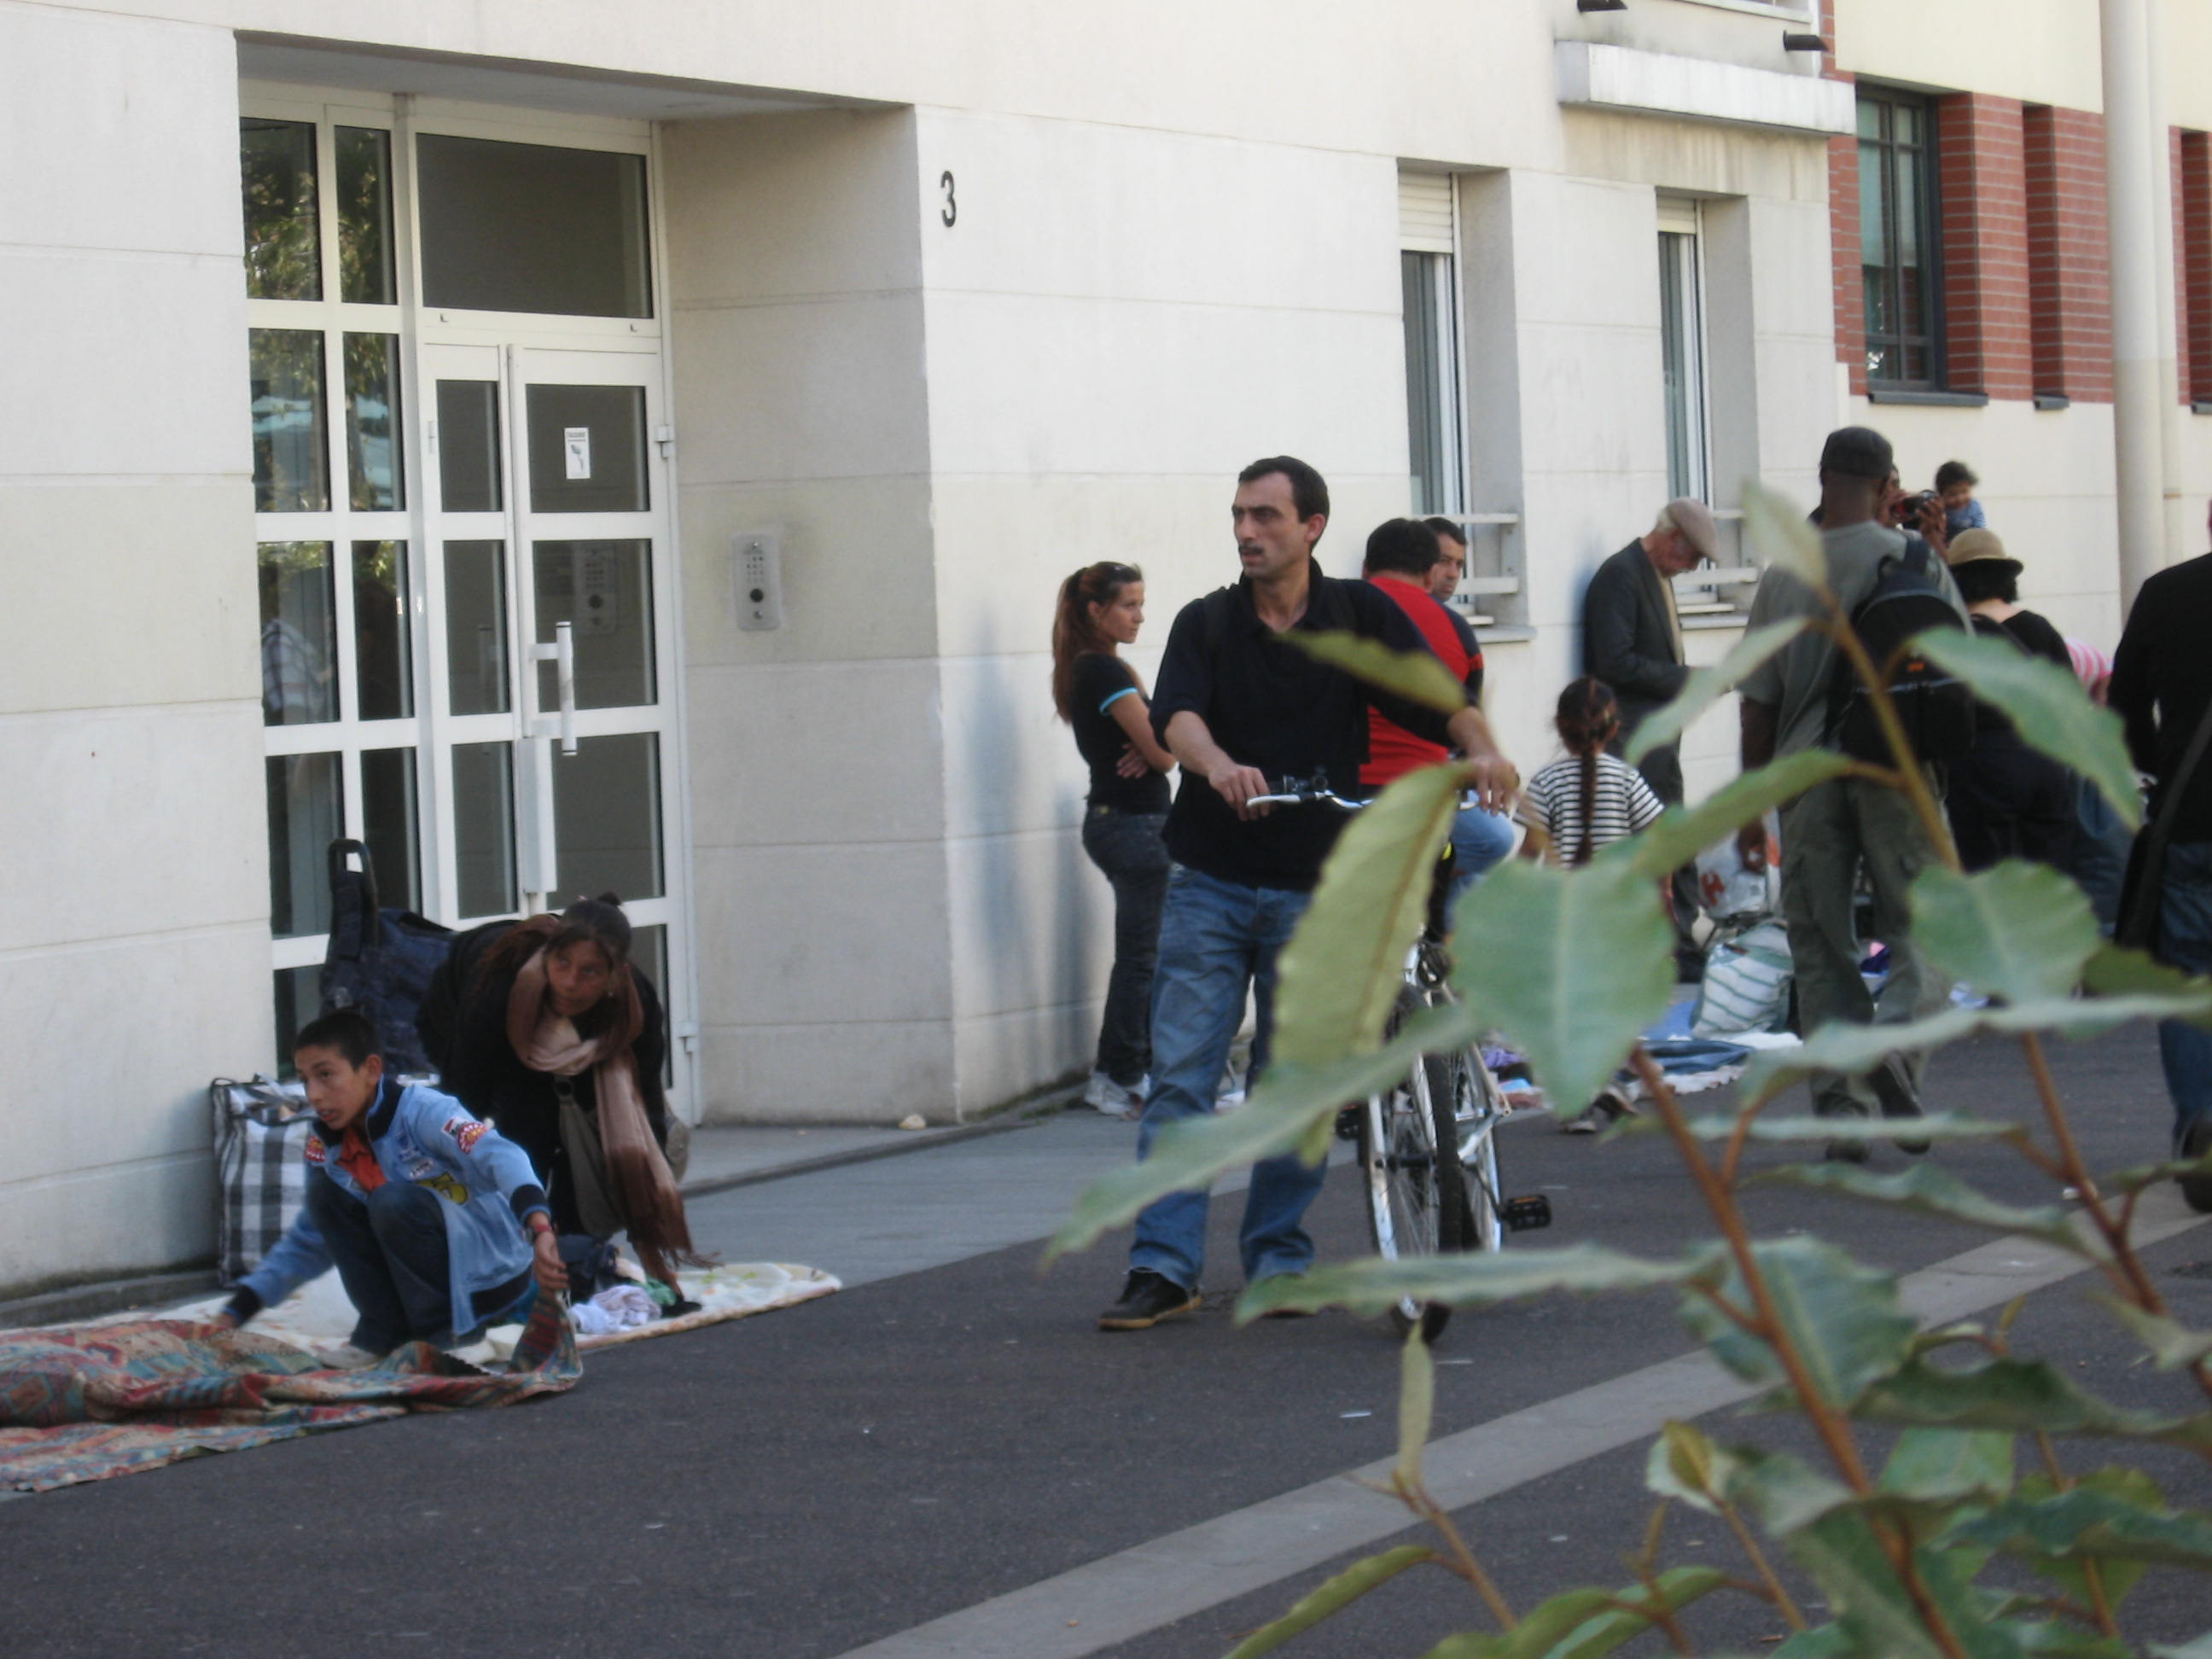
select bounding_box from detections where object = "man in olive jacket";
[1583,498,1719,972]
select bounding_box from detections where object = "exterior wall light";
[1783,31,1831,51]
[1576,0,1629,12]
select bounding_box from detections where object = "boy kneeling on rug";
[218,1009,568,1358]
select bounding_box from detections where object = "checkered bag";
[210,1076,313,1285]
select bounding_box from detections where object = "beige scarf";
[506,946,700,1290]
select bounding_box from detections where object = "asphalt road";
[5,1024,2210,1659]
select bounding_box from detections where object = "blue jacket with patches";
[234,1076,550,1327]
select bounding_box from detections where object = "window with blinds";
[1398,171,1461,515]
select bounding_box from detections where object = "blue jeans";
[1081,807,1171,1086]
[307,1173,527,1352]
[2157,841,2212,1142]
[1448,806,1516,905]
[1130,867,1319,1290]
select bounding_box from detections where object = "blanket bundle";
[0,1293,576,1493]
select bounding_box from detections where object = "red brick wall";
[1936,96,2034,399]
[2022,106,2113,403]
[2181,131,2212,405]
[1822,0,1865,393]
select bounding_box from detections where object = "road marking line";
[829,1192,2209,1659]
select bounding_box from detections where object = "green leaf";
[2004,1468,2163,1612]
[1237,1242,1721,1321]
[1678,1112,2014,1145]
[1534,1565,1729,1658]
[1282,630,1468,715]
[1740,992,2212,1098]
[2082,946,2212,1028]
[1274,763,1464,1069]
[1681,1237,1917,1409]
[1915,630,2143,831]
[1877,1428,2015,1505]
[1644,1419,1741,1516]
[1626,620,1809,765]
[1947,1484,2212,1571]
[1450,857,1675,1118]
[2098,1148,2212,1196]
[1754,1163,2084,1255]
[1912,863,2104,1006]
[1780,1505,2006,1659]
[1045,999,1475,1261]
[1723,1446,1861,1536]
[1857,1355,2212,1453]
[2098,1300,2212,1371]
[1396,1328,1435,1490]
[1744,476,1830,588]
[1220,1544,1435,1658]
[1622,750,1854,878]
[2152,1635,2212,1658]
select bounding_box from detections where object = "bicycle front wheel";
[1360,1041,1470,1341]
[1431,1046,1506,1254]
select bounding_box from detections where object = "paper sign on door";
[563,427,592,480]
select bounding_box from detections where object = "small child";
[1936,460,1986,538]
[1516,678,1666,870]
[1516,679,1668,1133]
[218,1008,568,1360]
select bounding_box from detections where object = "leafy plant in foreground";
[1050,482,2212,1657]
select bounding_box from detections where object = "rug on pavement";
[124,1260,841,1366]
[0,1292,576,1494]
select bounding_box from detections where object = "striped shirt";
[1516,752,1665,867]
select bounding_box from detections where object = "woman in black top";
[1943,529,2075,870]
[1053,562,1177,1119]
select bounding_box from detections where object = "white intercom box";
[735,532,783,631]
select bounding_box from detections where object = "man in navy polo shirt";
[1097,457,1518,1330]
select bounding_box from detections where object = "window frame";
[1857,84,1946,392]
[1656,198,1711,505]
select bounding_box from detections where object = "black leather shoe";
[1871,1056,1930,1156]
[1097,1270,1200,1330]
[2179,1119,2212,1215]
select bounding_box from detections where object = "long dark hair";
[1554,678,1621,869]
[1051,562,1142,721]
[477,894,637,1040]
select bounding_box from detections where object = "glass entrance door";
[421,342,684,1064]
[245,93,689,1110]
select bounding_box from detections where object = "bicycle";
[1249,771,1553,1339]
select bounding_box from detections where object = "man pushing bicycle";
[1097,457,1518,1331]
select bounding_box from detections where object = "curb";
[0,1269,224,1331]
[678,1088,1076,1202]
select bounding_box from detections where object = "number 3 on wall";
[940,170,957,228]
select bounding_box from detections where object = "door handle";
[528,620,577,755]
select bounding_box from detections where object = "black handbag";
[319,838,457,1075]
[2116,695,2212,960]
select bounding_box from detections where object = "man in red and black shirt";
[1361,518,1516,899]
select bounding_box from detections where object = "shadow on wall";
[948,605,1098,1108]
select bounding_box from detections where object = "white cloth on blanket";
[572,1284,658,1335]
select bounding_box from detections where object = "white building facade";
[3,0,2203,1300]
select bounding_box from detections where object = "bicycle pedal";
[1500,1195,1552,1232]
[1334,1107,1363,1143]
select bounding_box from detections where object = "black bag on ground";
[319,838,455,1075]
[1827,534,1976,765]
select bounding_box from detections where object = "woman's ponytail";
[1051,562,1141,720]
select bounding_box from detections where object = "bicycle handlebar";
[1246,771,1488,812]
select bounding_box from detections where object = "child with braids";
[1516,678,1668,1131]
[1516,678,1666,869]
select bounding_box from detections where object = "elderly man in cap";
[1584,498,1720,975]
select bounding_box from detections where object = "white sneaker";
[1083,1073,1144,1119]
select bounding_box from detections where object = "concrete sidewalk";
[0,1087,1089,1330]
